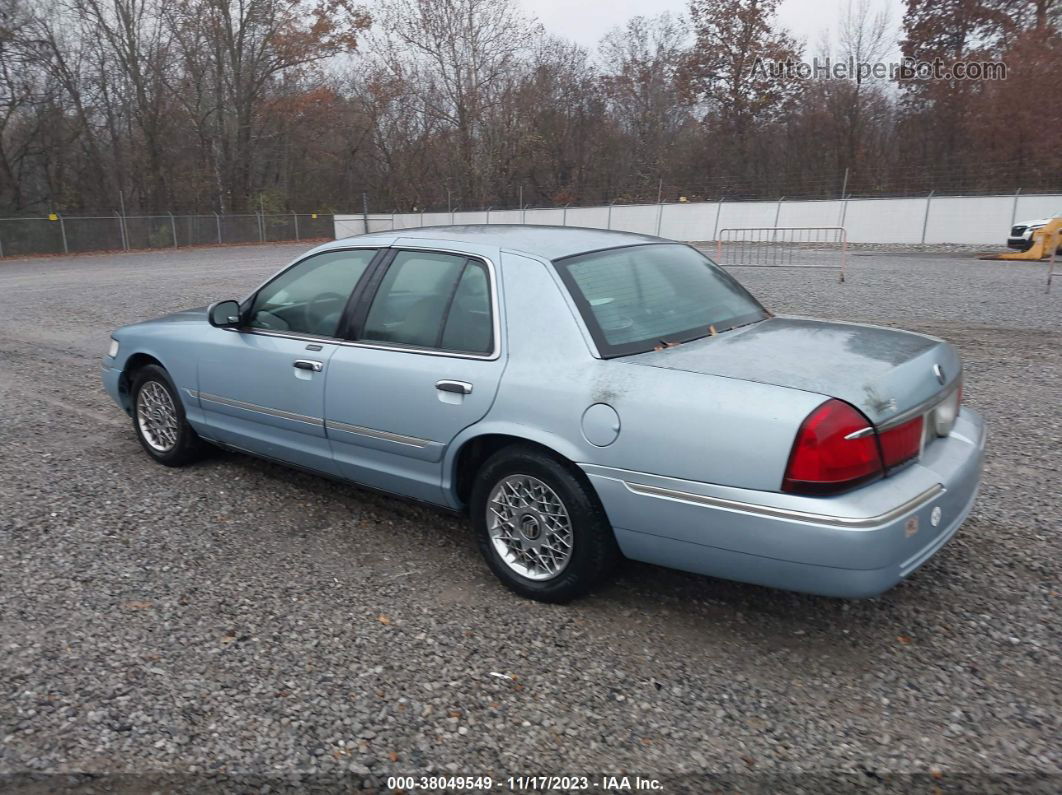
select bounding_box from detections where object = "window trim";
[229,244,502,361]
[551,242,767,359]
[344,246,501,361]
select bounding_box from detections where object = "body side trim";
[197,391,323,427]
[324,420,433,449]
[622,480,945,529]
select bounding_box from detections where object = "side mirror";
[208,300,242,328]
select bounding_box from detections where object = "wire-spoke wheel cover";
[487,474,574,581]
[136,381,178,452]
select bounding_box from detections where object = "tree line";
[0,0,1059,216]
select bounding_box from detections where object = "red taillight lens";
[878,416,924,470]
[782,399,884,495]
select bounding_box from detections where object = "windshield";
[553,243,767,358]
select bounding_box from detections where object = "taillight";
[782,399,883,495]
[878,416,924,470]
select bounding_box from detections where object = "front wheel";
[470,445,620,603]
[130,364,206,467]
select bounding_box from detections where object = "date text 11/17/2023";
[384,775,665,791]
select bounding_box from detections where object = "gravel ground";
[0,242,1059,793]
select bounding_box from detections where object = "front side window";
[361,251,493,354]
[554,244,766,357]
[248,249,376,337]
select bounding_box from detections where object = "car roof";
[334,224,668,260]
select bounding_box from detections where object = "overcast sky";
[516,0,906,60]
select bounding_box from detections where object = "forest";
[0,0,1059,216]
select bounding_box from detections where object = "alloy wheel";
[136,381,178,452]
[487,474,574,581]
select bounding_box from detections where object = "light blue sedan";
[103,227,985,602]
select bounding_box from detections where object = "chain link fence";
[0,213,334,258]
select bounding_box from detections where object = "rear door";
[195,247,379,474]
[324,245,505,503]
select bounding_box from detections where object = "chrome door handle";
[436,380,472,395]
[293,359,323,372]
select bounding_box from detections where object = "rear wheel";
[130,364,206,467]
[471,445,619,602]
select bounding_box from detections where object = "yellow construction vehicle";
[985,215,1062,260]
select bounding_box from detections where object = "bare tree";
[0,0,39,210]
[684,0,804,191]
[68,0,172,209]
[369,0,541,205]
[516,37,607,204]
[599,14,691,194]
[832,0,895,186]
[169,0,369,211]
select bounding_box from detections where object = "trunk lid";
[624,316,960,426]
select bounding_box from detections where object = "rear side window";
[554,244,766,357]
[361,251,493,354]
[440,263,492,353]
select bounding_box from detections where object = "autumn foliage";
[0,0,1058,216]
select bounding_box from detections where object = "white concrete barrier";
[335,193,1062,246]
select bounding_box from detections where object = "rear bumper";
[583,409,985,598]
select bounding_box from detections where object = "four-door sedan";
[103,226,985,602]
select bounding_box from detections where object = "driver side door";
[194,247,379,474]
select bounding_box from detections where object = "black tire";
[130,364,206,467]
[470,444,620,603]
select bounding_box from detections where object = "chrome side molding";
[197,391,324,427]
[192,389,434,448]
[324,420,433,449]
[623,480,945,529]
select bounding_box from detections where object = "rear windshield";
[553,244,767,358]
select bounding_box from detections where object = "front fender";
[105,314,209,417]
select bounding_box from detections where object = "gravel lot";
[1,242,1059,793]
